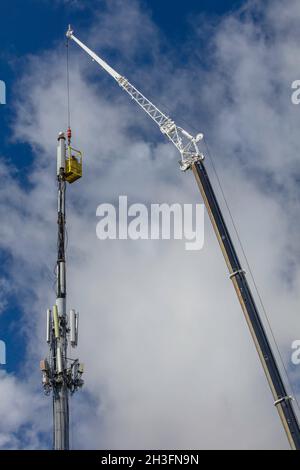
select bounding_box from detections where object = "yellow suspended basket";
[65,146,83,184]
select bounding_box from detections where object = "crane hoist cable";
[64,36,83,184]
[66,37,71,143]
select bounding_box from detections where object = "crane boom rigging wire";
[202,137,300,417]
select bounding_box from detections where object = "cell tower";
[40,129,84,450]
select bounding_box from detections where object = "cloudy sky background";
[0,0,300,449]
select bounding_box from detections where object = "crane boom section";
[192,160,300,450]
[67,27,203,169]
[69,31,121,80]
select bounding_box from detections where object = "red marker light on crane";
[67,127,72,145]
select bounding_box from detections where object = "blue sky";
[1,0,300,450]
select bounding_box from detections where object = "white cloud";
[0,371,49,449]
[1,0,300,450]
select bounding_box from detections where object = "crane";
[66,25,300,450]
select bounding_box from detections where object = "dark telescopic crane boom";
[192,160,300,449]
[66,25,300,449]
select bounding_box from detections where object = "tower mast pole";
[53,131,69,450]
[41,131,84,450]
